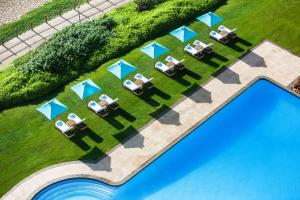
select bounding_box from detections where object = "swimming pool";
[34,79,300,200]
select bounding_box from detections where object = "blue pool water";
[34,79,300,200]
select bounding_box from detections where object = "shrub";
[134,0,167,12]
[0,0,225,109]
[19,17,115,74]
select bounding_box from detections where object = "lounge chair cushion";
[124,80,143,91]
[99,94,115,105]
[155,62,172,72]
[134,73,153,84]
[210,31,224,40]
[166,56,180,65]
[88,101,105,113]
[55,120,72,133]
[68,113,84,124]
[218,25,237,34]
[184,45,199,55]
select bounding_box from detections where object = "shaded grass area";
[0,0,86,43]
[0,0,300,196]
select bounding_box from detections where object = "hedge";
[0,0,225,110]
[134,0,168,11]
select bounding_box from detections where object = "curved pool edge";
[2,40,300,200]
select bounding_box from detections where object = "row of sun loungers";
[55,94,119,138]
[54,25,237,138]
[210,25,237,44]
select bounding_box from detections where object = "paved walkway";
[0,0,131,68]
[2,41,300,200]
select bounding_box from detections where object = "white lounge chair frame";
[99,94,119,110]
[184,44,204,59]
[193,40,213,54]
[155,62,175,76]
[218,25,237,38]
[55,120,75,138]
[88,101,108,117]
[123,80,143,95]
[209,31,229,44]
[165,56,185,70]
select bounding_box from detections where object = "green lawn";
[0,0,300,196]
[0,0,86,43]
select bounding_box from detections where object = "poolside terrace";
[3,40,300,200]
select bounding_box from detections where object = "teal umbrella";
[107,59,137,80]
[36,98,68,120]
[71,79,102,100]
[140,42,169,60]
[170,26,198,43]
[196,12,224,28]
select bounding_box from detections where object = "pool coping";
[2,39,300,200]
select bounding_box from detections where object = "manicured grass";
[0,0,300,196]
[0,0,86,43]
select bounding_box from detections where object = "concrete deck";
[0,0,131,68]
[2,40,300,200]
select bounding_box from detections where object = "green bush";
[134,0,166,11]
[19,17,116,73]
[0,0,225,109]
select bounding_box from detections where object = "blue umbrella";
[36,98,68,120]
[170,26,198,43]
[196,12,224,27]
[71,79,102,100]
[140,42,169,60]
[107,59,137,80]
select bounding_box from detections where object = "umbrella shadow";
[114,126,144,149]
[103,108,136,130]
[241,50,267,67]
[182,84,212,104]
[80,147,112,171]
[149,105,181,126]
[213,66,241,84]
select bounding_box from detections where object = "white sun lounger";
[67,113,87,130]
[123,80,143,95]
[55,120,75,138]
[218,25,237,38]
[155,62,175,76]
[193,40,213,54]
[165,56,185,70]
[209,31,229,44]
[134,73,154,88]
[184,44,204,59]
[99,94,119,110]
[88,101,108,117]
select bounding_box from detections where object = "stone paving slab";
[0,0,132,67]
[2,41,300,200]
